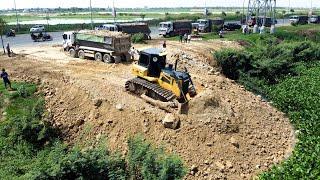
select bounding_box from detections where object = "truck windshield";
[198,21,207,24]
[62,34,67,40]
[160,24,169,28]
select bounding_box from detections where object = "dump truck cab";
[159,22,173,36]
[131,48,195,102]
[197,19,211,32]
[62,31,76,50]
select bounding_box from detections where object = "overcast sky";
[0,0,318,10]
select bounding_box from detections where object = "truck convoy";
[125,48,196,104]
[95,23,151,39]
[159,20,192,37]
[63,30,131,63]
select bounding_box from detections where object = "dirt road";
[0,40,295,179]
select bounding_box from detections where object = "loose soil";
[0,39,295,179]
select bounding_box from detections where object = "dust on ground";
[0,39,295,180]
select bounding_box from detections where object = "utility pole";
[242,0,245,25]
[14,0,19,31]
[90,0,93,30]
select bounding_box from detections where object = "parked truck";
[247,16,275,27]
[159,20,192,37]
[63,30,131,63]
[197,18,224,33]
[95,23,151,39]
[289,15,309,25]
[309,15,320,24]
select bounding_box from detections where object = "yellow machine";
[125,48,196,103]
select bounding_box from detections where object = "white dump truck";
[63,30,131,63]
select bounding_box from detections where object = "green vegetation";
[131,33,146,43]
[213,24,320,179]
[0,81,186,179]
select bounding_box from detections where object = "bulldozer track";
[125,78,176,102]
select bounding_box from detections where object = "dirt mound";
[1,41,295,179]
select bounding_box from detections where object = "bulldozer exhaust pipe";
[174,59,178,71]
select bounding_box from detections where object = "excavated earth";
[0,39,295,179]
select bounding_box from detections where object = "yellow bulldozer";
[125,48,196,105]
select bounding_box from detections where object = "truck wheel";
[94,52,103,61]
[103,54,114,63]
[69,48,76,58]
[78,50,85,59]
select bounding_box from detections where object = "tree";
[290,9,295,13]
[140,14,146,21]
[0,17,7,54]
[282,10,286,24]
[221,11,227,17]
[235,11,240,17]
[45,11,50,30]
[235,11,241,21]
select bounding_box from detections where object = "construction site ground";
[0,39,295,180]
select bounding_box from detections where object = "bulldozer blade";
[178,102,189,114]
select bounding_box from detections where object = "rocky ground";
[0,39,295,179]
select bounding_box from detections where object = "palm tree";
[0,18,7,54]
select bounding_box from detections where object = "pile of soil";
[0,39,295,179]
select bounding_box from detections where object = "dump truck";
[159,20,192,37]
[247,17,275,27]
[96,23,151,39]
[197,18,225,32]
[63,30,131,63]
[309,15,320,24]
[289,15,309,25]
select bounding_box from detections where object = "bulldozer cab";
[138,48,166,77]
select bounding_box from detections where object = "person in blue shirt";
[1,69,12,89]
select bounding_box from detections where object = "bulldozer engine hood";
[162,69,190,80]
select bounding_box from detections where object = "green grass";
[213,24,320,179]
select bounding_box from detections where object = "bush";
[128,136,187,180]
[214,33,320,179]
[131,33,145,43]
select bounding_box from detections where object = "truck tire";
[94,52,103,61]
[69,48,76,58]
[78,50,85,59]
[103,54,114,63]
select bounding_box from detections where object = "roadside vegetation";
[213,24,320,179]
[0,81,186,179]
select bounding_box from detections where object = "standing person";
[129,47,135,60]
[6,43,11,57]
[162,40,167,50]
[179,34,183,43]
[219,29,224,38]
[1,69,12,90]
[183,33,188,43]
[187,34,191,43]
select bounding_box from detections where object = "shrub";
[128,136,187,180]
[131,33,145,43]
